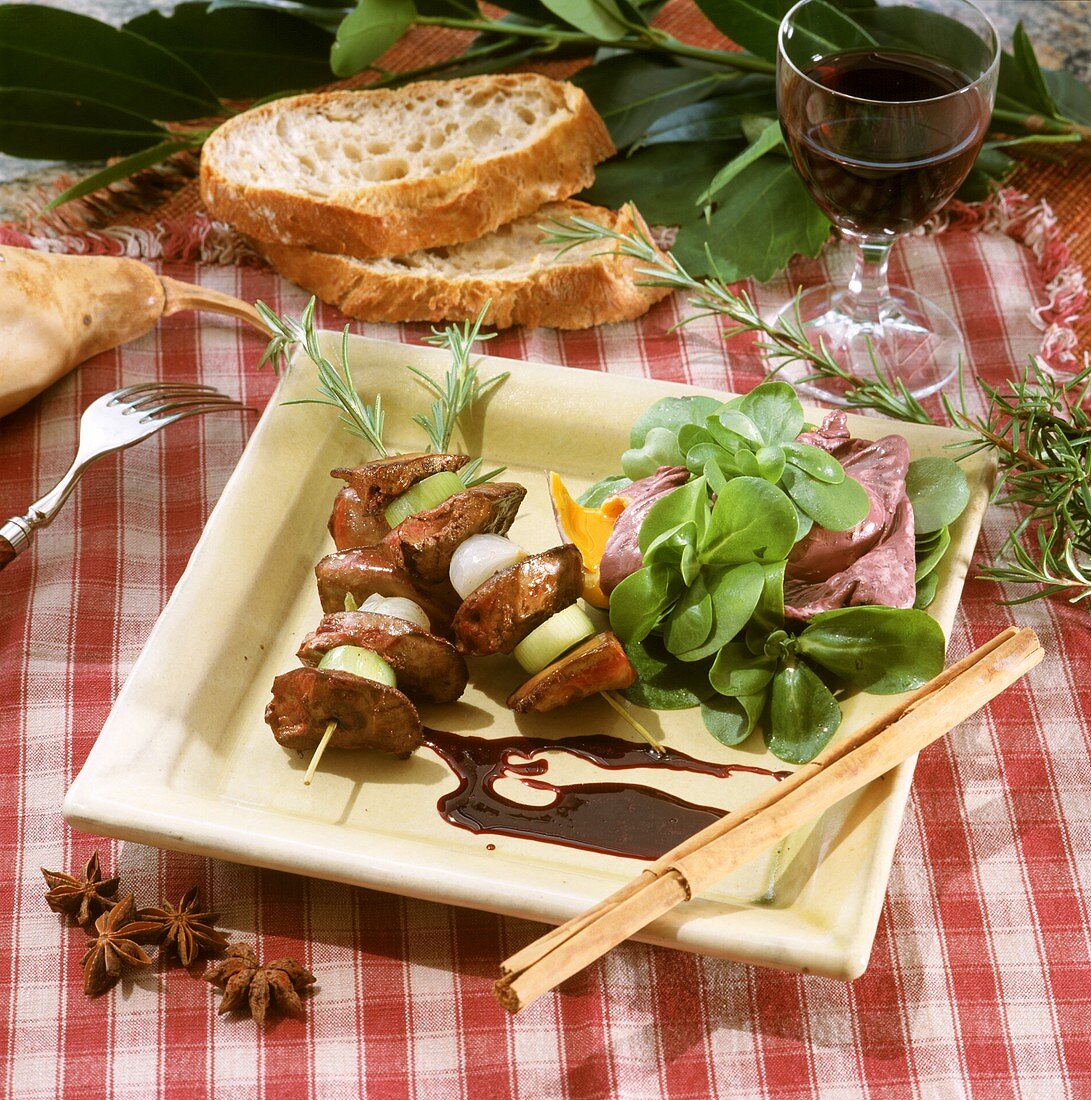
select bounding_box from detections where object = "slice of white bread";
[257,201,673,330]
[200,75,615,259]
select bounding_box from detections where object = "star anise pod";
[42,851,120,928]
[140,886,229,967]
[81,894,159,997]
[205,943,316,1027]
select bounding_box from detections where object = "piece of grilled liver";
[507,632,636,713]
[315,546,460,631]
[391,482,526,584]
[265,666,422,755]
[328,452,470,551]
[297,611,468,704]
[330,486,387,551]
[452,544,583,656]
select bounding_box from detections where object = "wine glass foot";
[771,284,963,404]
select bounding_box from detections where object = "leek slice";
[318,645,396,687]
[383,471,464,528]
[514,604,595,674]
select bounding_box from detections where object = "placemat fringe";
[928,190,1087,369]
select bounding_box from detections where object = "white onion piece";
[449,534,527,599]
[371,596,431,631]
[355,594,430,630]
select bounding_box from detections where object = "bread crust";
[257,202,673,330]
[200,75,614,259]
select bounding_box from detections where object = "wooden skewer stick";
[304,719,338,786]
[600,690,664,754]
[494,626,1043,1014]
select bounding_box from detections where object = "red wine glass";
[775,0,999,401]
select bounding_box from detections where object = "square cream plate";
[64,335,993,979]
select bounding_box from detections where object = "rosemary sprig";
[948,357,1091,604]
[257,297,388,456]
[408,304,510,453]
[541,216,931,424]
[257,298,509,482]
[457,456,508,488]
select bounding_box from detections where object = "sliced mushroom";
[391,482,527,583]
[328,453,470,550]
[297,611,468,704]
[507,632,636,713]
[452,544,583,656]
[266,666,422,755]
[315,546,460,631]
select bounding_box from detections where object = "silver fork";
[0,382,249,570]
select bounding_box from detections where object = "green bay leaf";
[0,88,168,158]
[672,157,831,282]
[0,5,219,121]
[574,55,728,148]
[579,140,739,226]
[540,0,630,39]
[127,4,335,99]
[331,0,417,77]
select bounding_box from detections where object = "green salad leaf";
[621,636,712,709]
[915,525,952,583]
[701,692,764,747]
[780,464,870,532]
[765,660,843,765]
[702,477,798,565]
[605,381,965,763]
[796,606,947,694]
[906,456,971,535]
[578,474,631,508]
[678,563,765,662]
[609,563,681,644]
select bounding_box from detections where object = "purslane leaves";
[797,606,947,694]
[604,382,966,764]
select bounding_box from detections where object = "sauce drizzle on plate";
[423,729,789,861]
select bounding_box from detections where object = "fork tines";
[109,381,221,406]
[106,381,248,424]
[140,396,248,425]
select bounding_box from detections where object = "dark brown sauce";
[422,729,790,862]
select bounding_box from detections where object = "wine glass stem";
[841,232,895,321]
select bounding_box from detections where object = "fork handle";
[0,456,87,570]
[0,518,32,571]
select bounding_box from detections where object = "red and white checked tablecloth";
[1,195,1089,1099]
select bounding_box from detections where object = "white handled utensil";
[0,381,248,569]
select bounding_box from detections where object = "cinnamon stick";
[495,627,1042,1013]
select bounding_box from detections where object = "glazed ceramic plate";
[64,336,994,979]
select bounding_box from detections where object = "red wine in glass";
[780,48,991,236]
[774,0,999,402]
